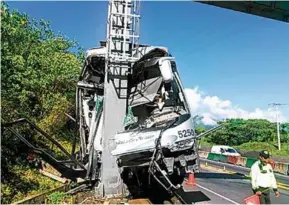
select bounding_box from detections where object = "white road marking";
[196,183,241,205]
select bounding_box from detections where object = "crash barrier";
[227,156,240,165]
[198,151,289,176]
[274,162,289,175]
[198,151,209,159]
[218,154,228,163]
[245,158,258,168]
[207,153,215,160]
[207,153,228,163]
[236,157,247,167]
[269,159,275,169]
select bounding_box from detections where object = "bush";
[1,165,61,204]
[207,119,287,146]
[234,142,289,157]
[1,2,84,203]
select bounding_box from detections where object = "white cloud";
[202,113,217,126]
[184,87,202,112]
[184,87,288,125]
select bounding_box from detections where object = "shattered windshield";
[124,67,189,130]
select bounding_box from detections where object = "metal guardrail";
[198,151,289,176]
[2,118,88,182]
[2,118,85,170]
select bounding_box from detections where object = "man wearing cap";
[250,150,280,204]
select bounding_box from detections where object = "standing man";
[250,150,280,204]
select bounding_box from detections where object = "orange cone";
[186,172,196,185]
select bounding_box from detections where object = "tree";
[207,119,281,146]
[280,123,289,143]
[195,125,206,135]
[1,2,84,203]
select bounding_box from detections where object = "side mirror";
[159,58,173,83]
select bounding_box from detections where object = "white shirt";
[250,160,278,190]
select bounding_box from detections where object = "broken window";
[124,60,189,130]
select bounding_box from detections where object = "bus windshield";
[124,59,189,129]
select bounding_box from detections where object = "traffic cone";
[186,172,196,185]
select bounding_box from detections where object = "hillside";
[1,3,84,203]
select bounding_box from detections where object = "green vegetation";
[1,2,84,203]
[198,119,289,157]
[1,1,288,203]
[1,166,62,203]
[207,119,288,145]
[46,191,71,204]
[235,142,289,157]
[199,138,214,147]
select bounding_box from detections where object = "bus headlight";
[170,139,194,151]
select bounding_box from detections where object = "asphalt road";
[179,161,289,204]
[200,158,289,186]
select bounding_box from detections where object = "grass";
[1,134,73,204]
[1,166,61,204]
[46,191,73,204]
[199,139,214,147]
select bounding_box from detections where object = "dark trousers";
[253,187,271,204]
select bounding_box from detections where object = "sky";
[6,1,289,125]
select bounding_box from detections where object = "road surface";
[200,158,289,186]
[178,160,289,204]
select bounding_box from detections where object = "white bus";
[111,47,199,191]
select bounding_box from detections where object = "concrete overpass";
[197,1,289,23]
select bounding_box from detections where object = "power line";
[268,103,289,108]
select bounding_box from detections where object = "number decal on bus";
[178,129,195,138]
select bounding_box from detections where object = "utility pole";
[101,0,141,197]
[268,103,289,151]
